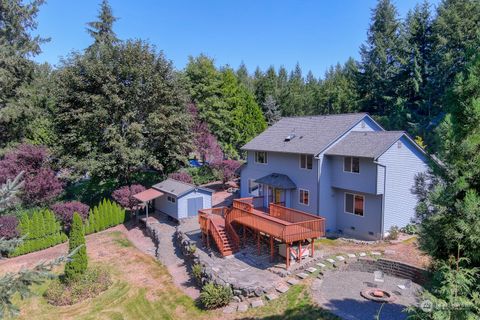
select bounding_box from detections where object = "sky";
[34,0,441,78]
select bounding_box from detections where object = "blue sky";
[34,0,440,78]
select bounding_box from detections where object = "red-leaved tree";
[0,215,19,239]
[51,201,90,231]
[189,104,223,164]
[0,144,63,206]
[168,171,193,184]
[112,184,146,210]
[214,160,242,185]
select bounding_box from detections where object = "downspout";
[374,161,387,240]
[315,154,321,216]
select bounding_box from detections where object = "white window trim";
[343,156,360,174]
[167,195,176,203]
[299,154,313,170]
[344,192,364,217]
[298,188,310,206]
[254,151,268,164]
[248,179,262,196]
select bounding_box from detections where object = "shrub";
[0,215,19,239]
[168,171,193,184]
[212,160,242,185]
[192,263,202,284]
[84,199,126,235]
[44,266,111,306]
[386,225,400,240]
[9,209,67,257]
[402,223,419,235]
[51,201,90,231]
[200,282,233,309]
[186,166,219,185]
[65,213,87,281]
[111,184,146,210]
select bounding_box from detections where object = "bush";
[402,223,419,235]
[65,213,87,281]
[186,166,219,185]
[200,282,232,309]
[0,215,19,239]
[44,266,111,306]
[84,199,126,235]
[9,209,68,257]
[51,201,89,231]
[386,225,400,240]
[111,184,146,210]
[168,171,193,184]
[192,263,202,284]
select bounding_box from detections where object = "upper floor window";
[167,195,176,203]
[299,189,309,206]
[345,192,364,216]
[344,156,360,173]
[300,154,313,170]
[255,151,268,164]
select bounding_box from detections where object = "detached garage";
[151,179,213,221]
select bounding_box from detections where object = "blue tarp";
[188,159,202,167]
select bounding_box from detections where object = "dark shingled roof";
[152,178,213,197]
[255,173,297,189]
[325,131,405,159]
[241,113,369,154]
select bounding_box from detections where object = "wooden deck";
[198,197,326,266]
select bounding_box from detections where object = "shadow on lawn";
[237,304,341,320]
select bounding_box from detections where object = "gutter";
[315,154,321,218]
[374,161,387,240]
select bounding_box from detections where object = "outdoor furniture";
[373,270,385,283]
[397,279,412,290]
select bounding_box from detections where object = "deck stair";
[198,208,240,256]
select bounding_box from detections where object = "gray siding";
[154,194,178,219]
[378,136,428,233]
[178,189,212,220]
[329,156,378,194]
[240,151,318,215]
[376,165,386,195]
[334,189,383,240]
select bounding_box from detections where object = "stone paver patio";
[312,270,423,320]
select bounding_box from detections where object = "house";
[134,178,213,221]
[240,113,429,240]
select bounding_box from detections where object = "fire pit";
[361,288,396,303]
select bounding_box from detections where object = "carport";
[133,188,164,224]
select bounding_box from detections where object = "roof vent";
[284,133,296,142]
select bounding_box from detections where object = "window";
[299,189,309,205]
[255,151,267,164]
[167,195,176,203]
[248,179,263,196]
[300,154,313,170]
[344,156,360,173]
[345,193,364,216]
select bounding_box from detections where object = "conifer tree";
[86,0,118,46]
[64,213,87,281]
[262,95,281,125]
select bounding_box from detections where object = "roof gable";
[152,178,213,197]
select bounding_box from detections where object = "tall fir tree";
[86,0,118,46]
[64,213,87,281]
[262,95,281,126]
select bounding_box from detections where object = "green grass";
[402,236,418,245]
[109,231,133,248]
[314,238,338,248]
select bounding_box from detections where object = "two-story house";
[240,113,428,240]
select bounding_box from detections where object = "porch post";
[243,225,246,247]
[310,238,315,257]
[270,236,274,262]
[286,242,290,269]
[257,231,261,255]
[298,241,302,262]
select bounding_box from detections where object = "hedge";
[84,199,126,235]
[9,209,68,257]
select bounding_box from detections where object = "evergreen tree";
[64,213,87,281]
[87,0,118,46]
[262,95,281,125]
[282,63,306,116]
[0,0,48,149]
[236,61,254,92]
[358,0,404,119]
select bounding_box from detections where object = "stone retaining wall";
[346,258,430,285]
[145,222,160,256]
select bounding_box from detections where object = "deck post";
[257,231,261,255]
[310,238,315,257]
[286,242,290,269]
[298,241,302,262]
[243,225,246,247]
[270,236,274,261]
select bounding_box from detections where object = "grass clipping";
[44,266,112,306]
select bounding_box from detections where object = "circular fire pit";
[361,288,396,303]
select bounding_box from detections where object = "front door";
[274,189,284,205]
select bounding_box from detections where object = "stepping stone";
[306,267,317,273]
[237,303,248,312]
[347,253,356,258]
[266,293,278,301]
[336,256,345,261]
[251,299,264,308]
[316,263,326,268]
[384,249,396,255]
[276,284,289,293]
[223,305,236,314]
[359,252,367,257]
[287,278,299,285]
[297,272,309,279]
[371,251,382,256]
[326,258,336,263]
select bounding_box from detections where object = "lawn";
[7,230,336,320]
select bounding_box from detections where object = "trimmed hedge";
[9,209,68,257]
[84,199,126,235]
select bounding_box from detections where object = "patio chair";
[397,279,412,290]
[373,270,385,283]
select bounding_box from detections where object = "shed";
[151,179,213,220]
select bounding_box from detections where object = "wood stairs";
[216,224,239,256]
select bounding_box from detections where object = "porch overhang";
[255,173,296,189]
[133,188,164,203]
